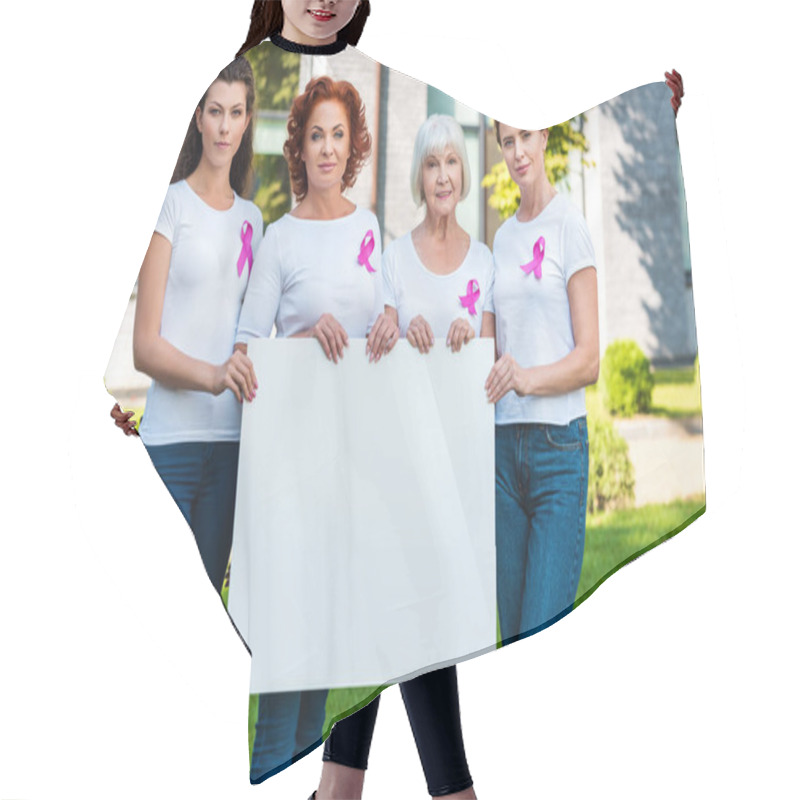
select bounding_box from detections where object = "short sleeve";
[381,238,399,310]
[478,244,495,315]
[154,184,179,244]
[483,264,495,315]
[236,222,282,344]
[561,206,596,282]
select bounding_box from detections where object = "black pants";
[323,666,472,797]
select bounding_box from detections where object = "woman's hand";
[665,69,683,116]
[365,312,399,363]
[406,315,435,354]
[110,403,139,437]
[311,313,349,363]
[211,349,258,402]
[485,353,529,404]
[446,318,475,352]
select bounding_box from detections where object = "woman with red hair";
[235,72,399,783]
[236,74,395,362]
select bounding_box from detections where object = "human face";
[301,99,351,195]
[195,80,251,171]
[421,148,463,217]
[497,124,549,188]
[281,0,361,45]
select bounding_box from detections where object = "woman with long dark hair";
[115,57,262,593]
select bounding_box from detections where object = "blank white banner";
[228,338,496,693]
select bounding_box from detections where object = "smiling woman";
[281,0,361,45]
[237,0,371,55]
[283,76,372,207]
[312,112,492,800]
[233,74,399,781]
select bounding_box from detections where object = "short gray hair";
[410,114,471,206]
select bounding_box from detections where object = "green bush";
[588,416,635,514]
[600,339,654,416]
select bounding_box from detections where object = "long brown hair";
[171,58,256,197]
[236,0,371,57]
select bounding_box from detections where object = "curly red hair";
[284,76,372,202]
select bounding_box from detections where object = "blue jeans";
[144,441,240,593]
[251,689,329,783]
[495,419,588,644]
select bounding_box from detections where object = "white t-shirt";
[492,192,596,426]
[138,180,264,445]
[382,232,495,338]
[236,206,383,341]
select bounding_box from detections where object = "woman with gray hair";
[309,114,488,800]
[383,113,494,355]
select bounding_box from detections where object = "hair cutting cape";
[105,36,704,784]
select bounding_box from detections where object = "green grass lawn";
[588,365,702,420]
[246,684,383,762]
[246,686,387,763]
[576,495,705,606]
[324,687,383,740]
[650,367,702,417]
[585,384,607,420]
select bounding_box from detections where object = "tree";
[245,48,300,112]
[481,116,592,221]
[245,48,301,224]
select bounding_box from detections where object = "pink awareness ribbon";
[520,235,546,279]
[358,230,376,274]
[237,221,254,278]
[459,279,481,316]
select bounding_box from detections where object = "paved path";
[615,415,705,506]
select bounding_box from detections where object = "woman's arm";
[363,225,397,362]
[133,232,256,401]
[485,267,599,403]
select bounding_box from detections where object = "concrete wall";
[379,66,428,244]
[593,82,696,363]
